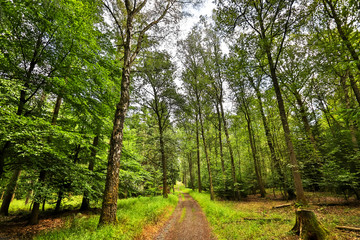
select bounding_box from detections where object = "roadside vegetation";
[0,194,178,239]
[186,187,360,240]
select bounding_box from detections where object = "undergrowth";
[34,194,178,240]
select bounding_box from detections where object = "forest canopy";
[0,0,359,236]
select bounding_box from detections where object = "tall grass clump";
[35,194,178,240]
[189,190,294,239]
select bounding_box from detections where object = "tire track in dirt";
[155,192,215,240]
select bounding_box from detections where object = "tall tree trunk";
[215,103,225,183]
[340,74,360,199]
[159,126,168,198]
[219,98,239,200]
[293,90,318,153]
[188,152,194,190]
[195,113,202,193]
[0,169,21,216]
[348,73,360,107]
[263,43,307,204]
[99,49,131,225]
[0,141,10,179]
[197,94,215,201]
[323,0,360,73]
[340,74,359,151]
[254,88,288,194]
[242,100,266,197]
[80,135,99,211]
[29,170,46,225]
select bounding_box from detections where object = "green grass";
[0,195,87,215]
[34,194,178,240]
[179,207,186,223]
[188,190,294,240]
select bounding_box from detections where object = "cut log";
[291,210,328,240]
[272,203,292,209]
[336,226,360,232]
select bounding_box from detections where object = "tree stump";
[291,210,328,240]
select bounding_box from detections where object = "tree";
[217,0,308,204]
[135,51,179,198]
[99,0,185,225]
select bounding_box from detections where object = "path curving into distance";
[155,192,215,240]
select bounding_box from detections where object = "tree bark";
[0,169,21,216]
[99,66,130,225]
[323,0,360,73]
[293,90,318,152]
[253,0,306,204]
[196,93,215,201]
[29,170,46,225]
[55,191,63,212]
[215,103,225,183]
[268,60,306,204]
[219,98,239,200]
[242,98,266,197]
[159,126,168,198]
[291,210,328,240]
[195,113,202,193]
[348,73,360,107]
[254,87,288,195]
[188,152,194,190]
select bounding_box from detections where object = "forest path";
[155,192,215,240]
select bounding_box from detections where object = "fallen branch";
[336,226,360,232]
[243,217,290,222]
[272,203,292,209]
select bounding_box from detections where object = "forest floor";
[0,191,359,239]
[0,209,99,239]
[153,192,215,240]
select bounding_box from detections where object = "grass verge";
[188,189,360,240]
[34,194,178,240]
[188,190,295,240]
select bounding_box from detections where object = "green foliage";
[188,189,294,239]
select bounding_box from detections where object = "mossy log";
[291,210,328,240]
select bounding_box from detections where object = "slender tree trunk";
[340,74,359,151]
[219,98,239,200]
[340,75,360,199]
[80,135,99,211]
[197,94,215,201]
[348,73,360,107]
[215,104,225,179]
[29,170,46,225]
[263,43,306,204]
[55,191,63,212]
[0,141,10,179]
[254,88,288,193]
[195,113,202,193]
[0,169,21,216]
[323,0,360,73]
[159,126,168,198]
[242,100,266,197]
[293,91,318,152]
[188,152,194,190]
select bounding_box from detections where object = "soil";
[155,192,215,240]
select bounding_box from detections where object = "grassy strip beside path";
[188,189,360,240]
[35,195,178,240]
[188,190,295,239]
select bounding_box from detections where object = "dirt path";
[155,192,215,240]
